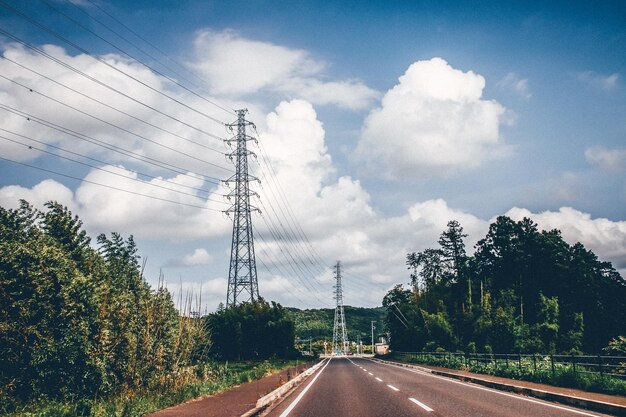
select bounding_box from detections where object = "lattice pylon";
[225,109,260,307]
[332,261,348,354]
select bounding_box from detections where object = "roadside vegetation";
[384,217,626,355]
[0,200,301,417]
[381,216,626,396]
[385,350,626,396]
[4,359,298,417]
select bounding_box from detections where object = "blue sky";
[0,0,624,311]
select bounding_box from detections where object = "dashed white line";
[387,384,400,391]
[409,397,434,412]
[375,377,383,382]
[368,372,373,376]
[367,359,603,417]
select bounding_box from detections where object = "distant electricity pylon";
[224,109,260,307]
[332,261,348,354]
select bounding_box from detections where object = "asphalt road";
[264,357,612,417]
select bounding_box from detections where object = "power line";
[0,28,227,144]
[254,240,324,308]
[0,74,233,173]
[76,0,235,115]
[56,0,235,116]
[0,55,229,157]
[248,129,389,298]
[0,134,228,205]
[251,126,333,276]
[255,215,328,304]
[253,226,331,308]
[0,0,228,128]
[0,155,224,212]
[0,103,223,185]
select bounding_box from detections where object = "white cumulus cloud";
[355,57,509,179]
[0,166,231,241]
[188,30,379,109]
[0,42,232,180]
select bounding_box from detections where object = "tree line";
[384,217,626,355]
[0,201,296,408]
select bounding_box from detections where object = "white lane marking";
[368,372,373,376]
[387,384,400,391]
[367,359,602,417]
[375,377,383,382]
[409,397,434,412]
[279,358,332,417]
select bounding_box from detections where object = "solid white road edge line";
[368,359,602,417]
[387,384,400,391]
[409,397,434,412]
[278,358,332,417]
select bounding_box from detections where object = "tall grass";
[4,359,300,417]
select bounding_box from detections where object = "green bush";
[0,201,210,412]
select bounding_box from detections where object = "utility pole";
[332,261,348,354]
[371,320,376,356]
[225,109,260,307]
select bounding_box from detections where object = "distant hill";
[286,306,387,343]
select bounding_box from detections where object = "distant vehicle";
[347,352,353,355]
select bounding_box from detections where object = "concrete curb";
[240,359,327,417]
[373,358,626,417]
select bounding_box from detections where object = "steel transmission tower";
[225,109,260,307]
[332,261,348,354]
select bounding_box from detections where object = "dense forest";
[385,217,626,354]
[286,306,386,344]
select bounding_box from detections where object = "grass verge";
[2,359,303,417]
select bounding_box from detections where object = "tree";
[438,220,468,282]
[382,285,422,350]
[207,299,296,360]
[407,248,445,291]
[396,215,626,355]
[0,200,203,405]
[535,293,559,354]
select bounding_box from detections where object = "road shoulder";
[147,362,316,417]
[373,358,626,417]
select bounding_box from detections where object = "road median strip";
[372,358,626,417]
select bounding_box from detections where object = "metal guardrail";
[391,351,626,380]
